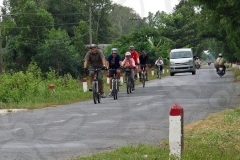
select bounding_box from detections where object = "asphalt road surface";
[0,64,240,160]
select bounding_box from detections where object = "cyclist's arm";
[131,59,136,68]
[119,61,123,67]
[99,51,106,67]
[106,61,109,69]
[84,53,90,68]
[84,60,88,68]
[122,59,126,66]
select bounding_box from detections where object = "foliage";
[35,28,80,77]
[0,62,85,109]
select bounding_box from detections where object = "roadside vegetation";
[76,107,240,160]
[0,62,169,109]
[230,67,240,82]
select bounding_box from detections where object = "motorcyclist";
[215,53,226,73]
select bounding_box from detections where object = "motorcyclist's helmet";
[125,52,131,56]
[89,44,97,49]
[219,53,222,57]
[129,46,135,50]
[111,48,118,54]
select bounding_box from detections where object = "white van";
[169,48,196,76]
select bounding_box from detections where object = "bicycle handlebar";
[87,68,105,72]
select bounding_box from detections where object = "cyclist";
[155,56,164,78]
[128,45,140,79]
[84,44,106,98]
[139,50,150,81]
[122,52,136,90]
[106,48,123,96]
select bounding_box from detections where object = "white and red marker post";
[107,73,110,84]
[151,68,154,76]
[82,78,88,92]
[169,104,184,159]
[120,73,123,83]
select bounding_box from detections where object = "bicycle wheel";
[113,79,117,100]
[97,85,101,103]
[159,70,161,79]
[126,76,130,94]
[142,72,145,87]
[92,82,97,104]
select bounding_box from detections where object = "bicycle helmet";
[89,44,97,49]
[129,46,135,50]
[142,50,147,54]
[111,48,118,53]
[219,53,222,57]
[125,52,131,56]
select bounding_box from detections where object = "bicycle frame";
[109,69,119,100]
[124,67,134,94]
[88,68,102,104]
[140,64,147,87]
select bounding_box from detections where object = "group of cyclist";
[83,44,164,98]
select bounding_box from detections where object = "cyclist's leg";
[89,70,95,91]
[145,66,149,80]
[134,66,139,79]
[116,69,122,86]
[109,70,114,90]
[139,66,142,80]
[131,70,135,89]
[98,70,106,98]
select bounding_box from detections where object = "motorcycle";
[217,65,225,77]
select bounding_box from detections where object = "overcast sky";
[0,0,180,17]
[112,0,180,17]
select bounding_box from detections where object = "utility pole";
[0,18,2,74]
[89,5,92,45]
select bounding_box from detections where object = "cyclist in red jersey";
[128,45,140,79]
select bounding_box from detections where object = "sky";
[112,0,180,17]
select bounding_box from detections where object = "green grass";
[230,67,240,81]
[75,107,240,160]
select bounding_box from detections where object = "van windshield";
[170,51,192,59]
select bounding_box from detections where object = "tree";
[3,0,54,71]
[35,29,80,77]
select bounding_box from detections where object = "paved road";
[0,64,239,160]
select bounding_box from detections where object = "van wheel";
[170,73,174,76]
[192,71,196,75]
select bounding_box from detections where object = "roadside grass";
[75,107,240,160]
[0,66,169,110]
[229,67,240,82]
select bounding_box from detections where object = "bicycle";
[140,64,148,87]
[108,69,119,100]
[157,65,162,79]
[124,66,134,94]
[88,68,103,104]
